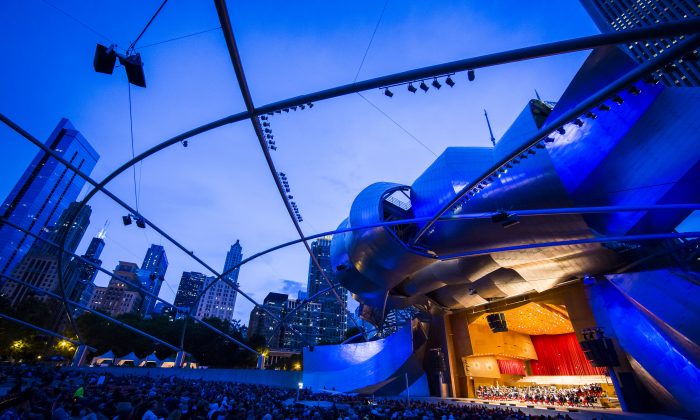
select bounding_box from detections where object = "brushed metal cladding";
[345,182,433,291]
[330,45,700,316]
[411,147,493,224]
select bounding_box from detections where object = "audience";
[0,365,585,420]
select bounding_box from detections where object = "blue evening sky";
[1,1,603,323]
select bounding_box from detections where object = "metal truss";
[1,2,698,362]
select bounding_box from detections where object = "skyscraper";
[580,0,700,86]
[195,276,237,323]
[137,245,168,315]
[88,261,142,316]
[65,227,106,309]
[0,203,92,307]
[221,240,242,311]
[0,119,99,280]
[307,236,347,344]
[174,271,207,312]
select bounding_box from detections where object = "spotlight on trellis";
[408,83,417,93]
[182,140,188,147]
[613,95,624,105]
[628,85,641,95]
[419,81,429,92]
[262,122,270,127]
[445,76,455,87]
[598,103,611,111]
[585,111,597,119]
[467,69,475,81]
[544,137,554,143]
[644,75,660,85]
[122,215,132,226]
[384,88,394,97]
[573,119,584,127]
[135,217,146,229]
[432,78,441,89]
[557,127,566,135]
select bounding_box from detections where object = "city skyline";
[1,1,601,323]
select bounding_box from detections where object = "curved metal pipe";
[0,217,259,356]
[264,285,335,347]
[411,34,700,245]
[0,312,95,351]
[0,273,180,352]
[215,0,359,343]
[438,231,700,260]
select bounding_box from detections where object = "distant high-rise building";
[0,119,99,280]
[137,245,168,315]
[65,227,106,311]
[248,292,289,347]
[221,240,242,311]
[88,261,142,316]
[0,203,92,307]
[580,0,700,86]
[307,236,347,344]
[195,276,237,323]
[248,290,324,351]
[174,271,207,313]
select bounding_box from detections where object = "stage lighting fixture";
[122,215,132,226]
[264,128,272,134]
[585,111,597,119]
[613,95,624,105]
[505,163,513,169]
[135,217,146,229]
[644,76,660,85]
[288,195,293,199]
[573,119,584,127]
[527,148,536,155]
[384,88,393,97]
[307,103,314,108]
[468,288,477,295]
[419,81,429,92]
[536,141,545,149]
[279,172,286,177]
[407,83,417,93]
[628,86,641,95]
[182,140,188,147]
[557,127,566,135]
[467,69,475,81]
[432,78,441,89]
[598,103,611,111]
[260,115,268,121]
[270,145,277,151]
[445,76,455,87]
[93,44,117,74]
[267,112,274,116]
[544,137,554,143]
[291,106,297,111]
[275,110,282,114]
[118,53,146,88]
[300,105,306,110]
[262,122,270,127]
[283,108,290,113]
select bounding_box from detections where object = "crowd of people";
[475,385,606,407]
[0,366,587,420]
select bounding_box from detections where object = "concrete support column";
[174,350,186,368]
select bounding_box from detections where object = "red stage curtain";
[497,359,525,375]
[530,333,606,376]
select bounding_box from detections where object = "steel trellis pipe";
[0,114,286,352]
[0,312,95,351]
[410,33,700,245]
[0,217,259,356]
[438,231,700,260]
[0,273,180,352]
[265,285,335,347]
[214,0,362,342]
